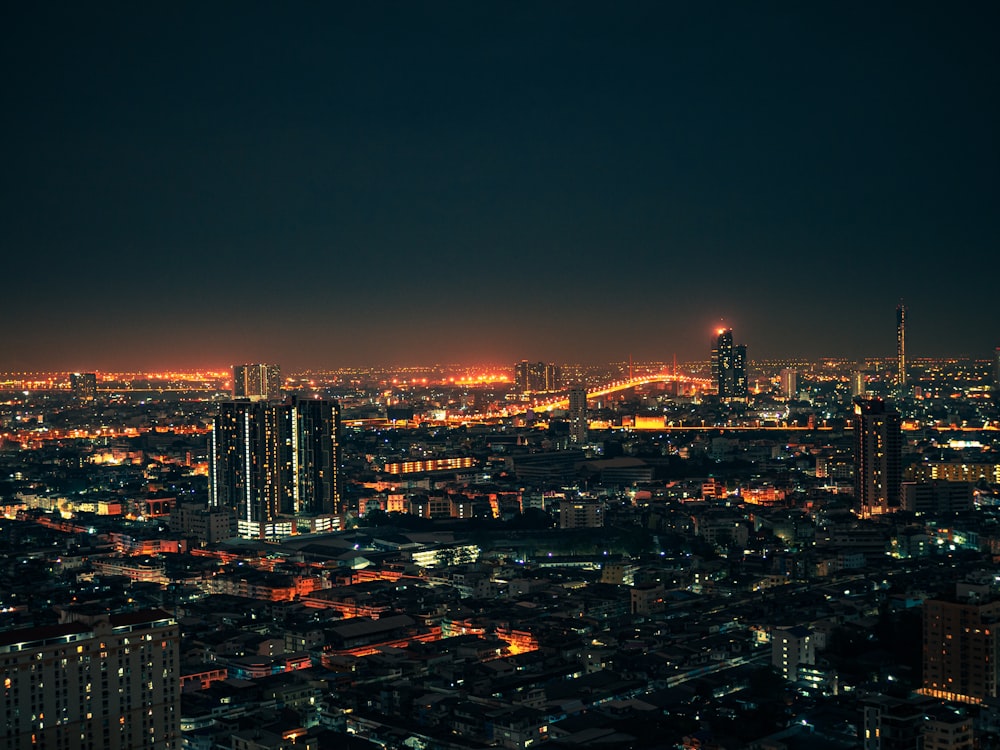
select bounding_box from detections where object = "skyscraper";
[853,397,902,517]
[514,361,561,393]
[567,387,588,444]
[896,303,907,389]
[712,328,748,401]
[779,368,797,400]
[0,609,180,750]
[232,363,282,401]
[209,396,342,539]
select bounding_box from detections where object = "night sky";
[3,2,998,371]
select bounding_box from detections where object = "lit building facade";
[559,498,602,529]
[712,328,748,401]
[851,370,868,398]
[780,368,797,400]
[70,372,98,400]
[567,387,588,444]
[513,361,561,393]
[853,397,902,517]
[209,396,342,539]
[909,461,1000,484]
[922,594,1000,704]
[897,303,907,389]
[232,363,282,401]
[771,625,815,682]
[0,609,180,750]
[382,457,476,474]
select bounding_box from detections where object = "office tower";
[922,592,1000,704]
[567,387,588,444]
[232,363,282,401]
[853,397,902,517]
[780,368,797,400]
[712,328,748,401]
[209,396,342,538]
[0,609,180,750]
[514,361,561,393]
[70,372,98,400]
[896,303,907,389]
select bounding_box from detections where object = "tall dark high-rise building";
[70,372,97,400]
[514,361,561,393]
[567,387,588,444]
[209,396,342,539]
[711,328,748,401]
[896,303,907,389]
[0,609,180,750]
[733,343,747,398]
[232,363,282,401]
[853,397,902,517]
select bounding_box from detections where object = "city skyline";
[4,3,999,371]
[0,327,996,375]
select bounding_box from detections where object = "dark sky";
[3,2,998,371]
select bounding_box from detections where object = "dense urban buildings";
[2,346,1000,749]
